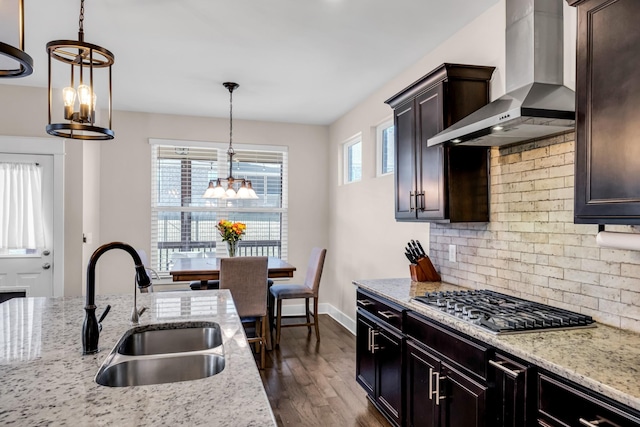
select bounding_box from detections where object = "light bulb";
[236,182,250,199]
[62,87,76,120]
[78,84,92,120]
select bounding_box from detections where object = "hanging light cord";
[228,87,234,156]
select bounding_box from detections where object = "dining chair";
[219,256,269,369]
[270,247,326,347]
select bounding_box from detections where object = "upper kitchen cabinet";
[570,0,640,224]
[385,64,495,222]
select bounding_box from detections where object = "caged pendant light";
[203,82,258,200]
[0,0,34,78]
[46,0,114,140]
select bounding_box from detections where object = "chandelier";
[0,0,34,78]
[46,0,114,140]
[203,82,258,199]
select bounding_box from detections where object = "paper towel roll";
[596,231,640,251]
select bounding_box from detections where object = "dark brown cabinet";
[385,63,495,222]
[570,0,640,224]
[405,311,489,427]
[356,289,405,426]
[538,373,640,427]
[490,353,535,427]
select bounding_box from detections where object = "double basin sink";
[95,322,226,387]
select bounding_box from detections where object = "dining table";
[169,256,296,285]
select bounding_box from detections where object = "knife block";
[409,256,441,282]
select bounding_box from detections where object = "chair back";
[219,256,269,319]
[304,248,327,296]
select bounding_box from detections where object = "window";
[149,139,288,275]
[343,134,362,183]
[376,120,394,176]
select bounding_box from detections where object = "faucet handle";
[98,305,111,332]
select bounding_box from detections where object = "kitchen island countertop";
[0,290,275,426]
[355,278,640,413]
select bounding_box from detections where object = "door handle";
[433,371,446,405]
[42,250,51,256]
[42,263,51,270]
[489,360,523,378]
[409,191,415,211]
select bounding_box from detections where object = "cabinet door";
[406,340,439,427]
[394,99,417,220]
[416,86,446,220]
[376,324,404,426]
[356,313,376,396]
[441,362,488,427]
[489,354,533,427]
[573,0,640,224]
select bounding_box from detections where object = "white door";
[0,153,54,298]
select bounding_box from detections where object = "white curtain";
[0,163,45,250]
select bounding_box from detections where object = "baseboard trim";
[281,302,356,335]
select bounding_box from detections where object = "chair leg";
[313,297,320,341]
[260,315,266,369]
[276,298,282,347]
[305,298,311,334]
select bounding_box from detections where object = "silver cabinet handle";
[418,191,425,211]
[42,263,51,270]
[367,327,372,352]
[428,367,434,401]
[377,310,398,319]
[370,330,379,353]
[579,416,620,427]
[410,191,415,211]
[433,371,446,405]
[357,299,374,307]
[489,360,523,378]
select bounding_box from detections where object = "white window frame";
[149,138,288,276]
[342,133,362,184]
[376,118,394,177]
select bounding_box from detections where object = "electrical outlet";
[448,244,456,262]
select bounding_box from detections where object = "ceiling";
[1,0,499,125]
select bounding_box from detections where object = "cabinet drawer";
[405,311,490,381]
[538,373,640,427]
[356,289,404,332]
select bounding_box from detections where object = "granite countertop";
[0,290,275,426]
[354,278,640,412]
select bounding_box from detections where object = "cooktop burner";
[412,289,595,334]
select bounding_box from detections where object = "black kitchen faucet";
[83,242,151,355]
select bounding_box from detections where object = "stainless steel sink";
[96,322,225,387]
[96,353,225,387]
[118,324,223,356]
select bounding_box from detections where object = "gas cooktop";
[412,289,595,334]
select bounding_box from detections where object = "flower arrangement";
[216,219,246,243]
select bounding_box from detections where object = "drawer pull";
[370,329,380,353]
[579,416,619,427]
[357,299,374,307]
[489,359,523,378]
[377,310,398,319]
[433,371,446,405]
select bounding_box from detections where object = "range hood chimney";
[428,0,575,147]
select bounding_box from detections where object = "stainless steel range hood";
[428,0,575,147]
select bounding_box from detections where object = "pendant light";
[203,82,258,200]
[46,0,115,140]
[0,0,34,78]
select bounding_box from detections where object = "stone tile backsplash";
[429,132,640,333]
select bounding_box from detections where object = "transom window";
[149,139,288,275]
[376,120,394,176]
[343,134,362,184]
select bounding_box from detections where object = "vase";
[226,240,238,257]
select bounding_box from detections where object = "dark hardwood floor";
[258,314,391,427]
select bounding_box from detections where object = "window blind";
[150,140,288,275]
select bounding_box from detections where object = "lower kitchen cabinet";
[356,289,405,426]
[405,313,489,427]
[490,353,535,427]
[538,373,640,427]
